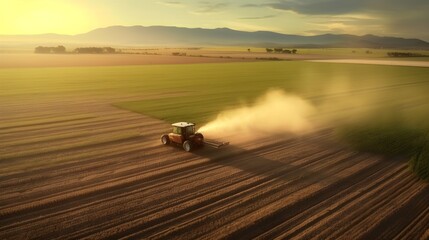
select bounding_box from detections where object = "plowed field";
[1,93,428,239]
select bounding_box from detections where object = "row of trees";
[35,45,66,54]
[387,52,427,57]
[74,47,116,54]
[266,48,298,54]
[34,46,116,54]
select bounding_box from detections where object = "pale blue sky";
[1,0,428,40]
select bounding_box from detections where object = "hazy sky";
[1,0,428,40]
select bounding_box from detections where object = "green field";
[2,61,429,178]
[3,61,428,123]
[108,62,429,125]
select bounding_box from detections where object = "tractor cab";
[172,122,195,138]
[170,122,195,142]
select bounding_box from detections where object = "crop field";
[1,60,429,239]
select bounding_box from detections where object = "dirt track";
[0,94,428,239]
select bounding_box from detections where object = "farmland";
[0,53,251,68]
[2,47,429,68]
[1,58,429,239]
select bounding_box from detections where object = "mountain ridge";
[1,25,428,49]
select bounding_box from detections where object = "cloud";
[224,21,283,33]
[304,15,383,35]
[243,0,429,40]
[382,9,429,40]
[239,15,277,20]
[157,1,184,8]
[263,0,428,15]
[191,2,228,14]
[241,4,261,8]
[266,0,366,15]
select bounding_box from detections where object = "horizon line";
[0,25,427,42]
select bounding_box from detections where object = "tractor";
[161,122,228,151]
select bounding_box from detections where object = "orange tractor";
[161,122,229,151]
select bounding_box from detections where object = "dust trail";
[198,89,316,141]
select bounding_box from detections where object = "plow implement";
[204,139,230,148]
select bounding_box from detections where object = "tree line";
[387,52,428,57]
[75,47,116,54]
[35,46,66,54]
[266,48,298,54]
[35,46,116,54]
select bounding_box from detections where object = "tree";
[35,46,50,53]
[53,45,66,53]
[104,47,116,53]
[265,48,273,53]
[292,49,298,54]
[274,48,283,53]
[74,47,105,54]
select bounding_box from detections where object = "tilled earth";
[0,94,428,240]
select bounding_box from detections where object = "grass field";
[2,61,428,123]
[111,62,429,125]
[2,61,428,124]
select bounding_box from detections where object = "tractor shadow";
[191,135,339,183]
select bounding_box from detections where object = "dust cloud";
[198,89,316,140]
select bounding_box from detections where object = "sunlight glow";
[0,0,92,35]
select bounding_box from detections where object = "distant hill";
[1,25,429,49]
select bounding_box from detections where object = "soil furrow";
[225,158,394,239]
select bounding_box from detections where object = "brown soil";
[0,94,428,239]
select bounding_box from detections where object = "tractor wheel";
[183,140,192,152]
[161,135,170,145]
[194,133,204,146]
